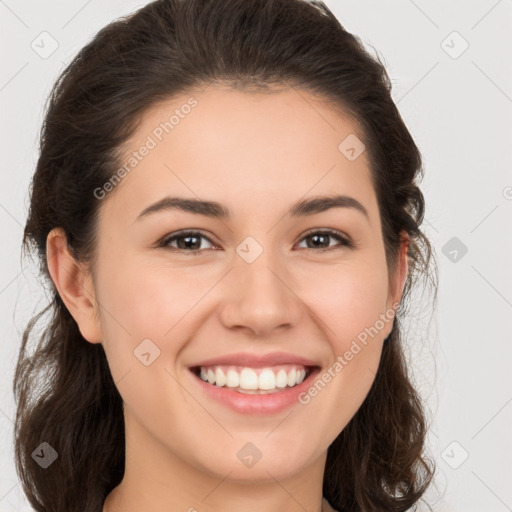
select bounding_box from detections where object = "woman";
[14,0,438,511]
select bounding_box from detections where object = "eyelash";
[157,228,354,254]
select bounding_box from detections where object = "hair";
[14,0,438,511]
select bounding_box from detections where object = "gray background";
[1,0,511,510]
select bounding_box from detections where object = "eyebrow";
[135,194,369,222]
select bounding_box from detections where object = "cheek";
[94,265,192,419]
[297,258,390,414]
[93,258,175,374]
[99,258,192,336]
[299,274,389,436]
[302,258,390,349]
[95,259,214,385]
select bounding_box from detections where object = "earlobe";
[46,227,102,344]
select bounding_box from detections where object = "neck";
[103,413,328,512]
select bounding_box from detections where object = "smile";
[192,364,312,393]
[189,364,321,415]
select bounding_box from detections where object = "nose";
[218,246,304,338]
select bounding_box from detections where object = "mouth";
[189,364,320,394]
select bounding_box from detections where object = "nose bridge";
[219,235,301,335]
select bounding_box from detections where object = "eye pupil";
[178,235,200,250]
[308,233,329,248]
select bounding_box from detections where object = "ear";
[46,227,102,344]
[384,231,410,334]
[387,230,409,306]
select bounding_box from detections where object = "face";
[50,84,408,490]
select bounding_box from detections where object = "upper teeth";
[198,365,308,391]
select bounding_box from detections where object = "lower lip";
[188,367,320,415]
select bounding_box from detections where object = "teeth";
[226,369,239,388]
[287,368,296,387]
[240,368,259,389]
[275,369,288,388]
[196,365,309,391]
[215,367,226,387]
[258,369,275,390]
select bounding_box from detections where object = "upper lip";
[190,351,320,369]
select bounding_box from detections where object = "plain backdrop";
[1,1,511,510]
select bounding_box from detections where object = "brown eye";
[297,229,354,252]
[159,231,216,253]
[158,228,354,255]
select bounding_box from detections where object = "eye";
[296,229,354,252]
[158,228,354,254]
[158,230,217,254]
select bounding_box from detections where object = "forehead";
[102,84,379,227]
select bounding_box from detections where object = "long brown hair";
[14,0,438,510]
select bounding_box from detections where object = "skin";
[46,83,409,512]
